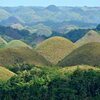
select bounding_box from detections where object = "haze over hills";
[0,6,100,33]
[36,36,77,64]
[0,8,11,20]
[58,42,100,67]
[76,30,100,46]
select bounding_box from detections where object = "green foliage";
[6,63,34,73]
[0,65,100,100]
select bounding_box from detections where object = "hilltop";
[46,5,60,12]
[36,36,77,64]
[6,40,32,49]
[0,47,52,66]
[76,30,100,46]
[0,66,15,81]
[58,42,100,67]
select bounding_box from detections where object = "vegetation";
[36,36,77,64]
[0,6,100,100]
[58,42,100,67]
[0,65,100,100]
[63,29,89,42]
[0,25,30,40]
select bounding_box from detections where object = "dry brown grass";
[59,65,100,75]
[36,36,77,64]
[76,30,100,46]
[0,66,15,81]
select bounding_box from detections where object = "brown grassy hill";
[76,30,100,46]
[0,47,52,67]
[35,36,77,64]
[58,42,100,67]
[0,66,15,81]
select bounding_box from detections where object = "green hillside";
[0,47,52,67]
[0,66,15,81]
[36,36,77,64]
[0,37,7,48]
[6,40,32,49]
[58,42,100,67]
[76,30,100,46]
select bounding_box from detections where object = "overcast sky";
[0,0,100,7]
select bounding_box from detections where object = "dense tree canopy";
[0,65,100,100]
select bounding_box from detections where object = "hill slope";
[0,66,15,81]
[6,40,32,49]
[0,37,7,48]
[36,36,77,64]
[0,47,52,66]
[76,30,100,46]
[58,42,100,67]
[0,8,11,21]
[60,65,100,74]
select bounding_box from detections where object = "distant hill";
[0,16,23,26]
[0,47,52,66]
[0,6,99,29]
[46,5,60,12]
[11,7,42,23]
[0,25,30,40]
[63,29,89,42]
[10,23,24,30]
[0,8,11,21]
[76,30,100,46]
[26,23,52,37]
[36,36,77,64]
[58,42,100,67]
[96,24,100,31]
[0,66,15,81]
[6,40,32,49]
[0,37,7,48]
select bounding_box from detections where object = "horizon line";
[0,5,100,8]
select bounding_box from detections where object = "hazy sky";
[0,0,100,7]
